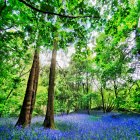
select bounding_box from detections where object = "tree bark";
[113,80,119,110]
[86,72,90,114]
[100,86,106,113]
[43,38,57,129]
[16,49,39,127]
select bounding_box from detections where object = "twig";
[0,26,14,32]
[19,0,100,19]
[5,68,31,102]
[19,69,31,77]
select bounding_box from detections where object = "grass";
[0,112,140,140]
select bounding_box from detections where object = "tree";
[43,37,57,129]
[39,0,99,128]
[92,0,139,111]
[0,0,34,117]
[16,49,39,127]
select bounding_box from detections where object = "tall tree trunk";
[16,49,39,127]
[29,52,39,124]
[43,38,57,129]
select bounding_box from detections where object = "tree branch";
[4,68,31,103]
[19,69,31,77]
[0,26,15,33]
[19,0,100,19]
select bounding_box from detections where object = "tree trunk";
[113,80,119,110]
[43,38,57,129]
[89,95,92,110]
[86,72,90,114]
[16,49,39,127]
[100,86,106,113]
[29,52,39,124]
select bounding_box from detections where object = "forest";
[0,0,140,139]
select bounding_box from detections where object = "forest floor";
[0,111,140,140]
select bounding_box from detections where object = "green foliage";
[0,0,140,117]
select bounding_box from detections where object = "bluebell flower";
[0,113,140,139]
